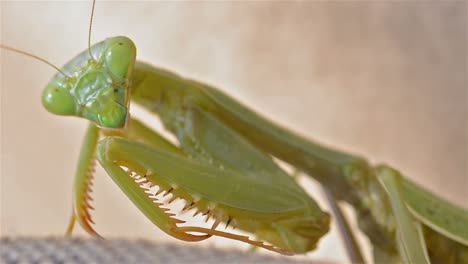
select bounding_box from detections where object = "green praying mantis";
[2,1,467,263]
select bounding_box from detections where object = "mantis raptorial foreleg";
[66,123,100,237]
[66,118,181,237]
[97,138,212,242]
[96,136,307,254]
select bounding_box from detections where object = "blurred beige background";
[1,1,466,263]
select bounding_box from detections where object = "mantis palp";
[2,1,467,263]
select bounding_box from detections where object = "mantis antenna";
[87,0,97,61]
[1,0,97,75]
[0,44,69,77]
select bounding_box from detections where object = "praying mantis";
[2,1,467,263]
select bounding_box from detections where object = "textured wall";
[1,1,466,263]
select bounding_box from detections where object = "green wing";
[402,178,468,246]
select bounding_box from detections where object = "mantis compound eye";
[104,36,136,79]
[42,83,78,116]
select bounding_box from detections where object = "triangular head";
[42,36,136,128]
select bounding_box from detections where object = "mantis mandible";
[2,1,467,263]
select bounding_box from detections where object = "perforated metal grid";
[0,238,329,264]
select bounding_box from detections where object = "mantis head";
[42,36,136,128]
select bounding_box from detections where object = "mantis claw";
[175,226,293,256]
[65,214,76,236]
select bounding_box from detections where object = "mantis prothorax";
[2,1,467,263]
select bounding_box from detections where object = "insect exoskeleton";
[97,136,330,254]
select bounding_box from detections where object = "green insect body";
[47,36,330,254]
[39,35,468,262]
[3,12,467,260]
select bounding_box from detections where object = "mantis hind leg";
[377,165,430,264]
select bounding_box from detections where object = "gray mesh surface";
[0,238,328,264]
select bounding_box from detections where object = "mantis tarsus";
[1,1,466,262]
